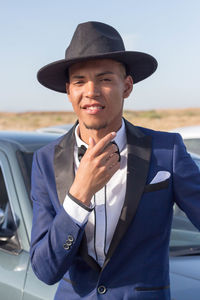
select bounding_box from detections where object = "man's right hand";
[69,132,120,206]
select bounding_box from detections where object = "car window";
[0,166,21,254]
[0,168,9,212]
[16,150,34,197]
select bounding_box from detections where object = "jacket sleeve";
[30,151,85,285]
[173,133,200,230]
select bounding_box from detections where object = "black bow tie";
[78,145,87,161]
[78,142,120,162]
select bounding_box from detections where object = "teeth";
[87,106,103,110]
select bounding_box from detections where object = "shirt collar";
[75,119,126,152]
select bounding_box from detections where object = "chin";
[83,121,108,131]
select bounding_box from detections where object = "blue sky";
[1,0,200,112]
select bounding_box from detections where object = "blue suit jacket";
[30,119,200,300]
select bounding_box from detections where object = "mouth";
[82,104,105,114]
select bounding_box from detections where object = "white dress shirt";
[63,120,127,266]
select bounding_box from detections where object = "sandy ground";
[0,108,199,132]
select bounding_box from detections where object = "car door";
[0,150,29,300]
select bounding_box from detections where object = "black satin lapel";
[54,126,76,205]
[103,120,152,268]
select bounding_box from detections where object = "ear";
[66,83,73,104]
[66,83,69,95]
[123,75,133,98]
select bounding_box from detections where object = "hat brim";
[37,51,158,93]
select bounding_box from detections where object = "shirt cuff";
[63,192,94,226]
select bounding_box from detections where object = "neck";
[78,121,122,144]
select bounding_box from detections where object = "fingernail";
[111,132,116,137]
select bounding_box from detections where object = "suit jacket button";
[98,285,107,294]
[63,243,70,250]
[68,235,74,242]
[66,240,72,246]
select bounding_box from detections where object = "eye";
[73,80,84,86]
[100,78,111,82]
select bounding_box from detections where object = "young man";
[31,21,200,300]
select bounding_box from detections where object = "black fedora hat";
[37,21,158,93]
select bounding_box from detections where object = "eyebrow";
[71,71,114,79]
[71,75,85,79]
[96,71,114,77]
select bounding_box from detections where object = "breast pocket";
[144,178,170,193]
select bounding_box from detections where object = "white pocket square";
[150,171,171,184]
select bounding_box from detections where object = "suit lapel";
[54,125,76,205]
[103,120,152,269]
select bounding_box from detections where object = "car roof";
[0,131,62,152]
[171,125,200,139]
[36,124,73,134]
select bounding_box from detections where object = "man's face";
[66,59,133,136]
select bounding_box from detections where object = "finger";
[98,143,119,163]
[88,137,96,148]
[111,141,121,161]
[106,160,120,178]
[105,142,119,154]
[92,132,116,155]
[105,152,120,167]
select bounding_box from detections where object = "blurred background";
[1,0,200,113]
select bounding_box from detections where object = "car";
[171,125,200,155]
[0,130,199,299]
[0,131,59,300]
[36,124,72,134]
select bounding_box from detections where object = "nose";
[85,81,100,98]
